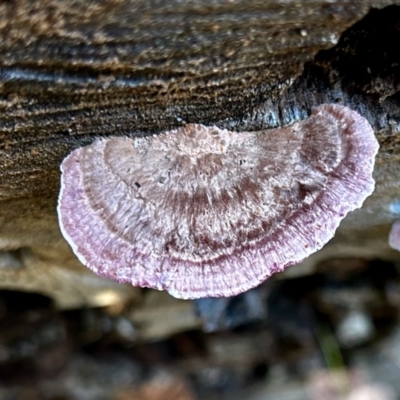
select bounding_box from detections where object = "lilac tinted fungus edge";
[389,220,400,251]
[57,104,379,299]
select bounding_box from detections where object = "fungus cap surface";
[58,104,379,299]
[389,220,400,251]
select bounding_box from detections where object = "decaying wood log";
[1,0,396,200]
[1,1,400,304]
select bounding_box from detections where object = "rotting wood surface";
[0,0,395,201]
[1,1,400,303]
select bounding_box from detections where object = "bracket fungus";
[58,104,379,299]
[389,220,400,252]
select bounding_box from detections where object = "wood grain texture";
[1,1,400,302]
[0,0,392,200]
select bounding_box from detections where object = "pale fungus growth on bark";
[389,220,400,252]
[57,104,379,299]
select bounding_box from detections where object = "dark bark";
[1,1,400,301]
[0,0,396,201]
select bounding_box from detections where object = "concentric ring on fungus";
[57,104,379,299]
